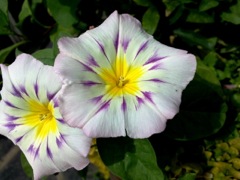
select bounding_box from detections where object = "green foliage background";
[0,0,240,179]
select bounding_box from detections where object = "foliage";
[0,0,240,179]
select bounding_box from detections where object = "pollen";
[99,56,145,98]
[24,100,58,141]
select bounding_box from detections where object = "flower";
[54,11,197,138]
[0,54,92,180]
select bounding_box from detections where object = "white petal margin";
[0,53,92,180]
[54,11,197,138]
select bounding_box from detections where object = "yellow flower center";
[99,56,145,98]
[24,100,58,141]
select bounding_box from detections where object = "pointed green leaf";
[199,0,219,11]
[20,153,33,178]
[0,41,26,63]
[46,0,80,28]
[18,0,31,24]
[186,11,214,23]
[97,137,165,180]
[174,29,217,50]
[32,48,55,65]
[221,0,240,25]
[133,0,151,7]
[0,0,11,35]
[142,6,160,35]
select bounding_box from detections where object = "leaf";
[199,0,219,11]
[186,11,214,23]
[203,51,218,67]
[142,6,160,35]
[0,41,27,63]
[221,0,240,25]
[163,0,192,12]
[97,137,165,180]
[179,173,196,180]
[174,29,217,50]
[164,60,227,140]
[46,0,80,28]
[32,48,55,66]
[50,24,78,56]
[0,0,11,35]
[18,0,31,24]
[133,0,151,7]
[20,153,33,178]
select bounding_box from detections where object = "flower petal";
[123,94,167,138]
[59,84,126,137]
[0,54,92,179]
[54,11,197,138]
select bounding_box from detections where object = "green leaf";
[20,153,33,178]
[164,60,227,140]
[199,0,219,11]
[203,51,218,67]
[142,6,160,35]
[186,11,214,23]
[163,0,192,12]
[18,0,31,24]
[0,0,11,35]
[179,173,196,180]
[46,0,80,28]
[50,24,78,56]
[97,137,165,180]
[221,0,240,25]
[133,0,151,7]
[32,48,55,65]
[174,29,217,50]
[0,41,27,63]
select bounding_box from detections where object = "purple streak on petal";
[15,136,23,143]
[20,85,28,95]
[114,32,119,52]
[144,55,166,65]
[80,62,96,73]
[28,145,35,154]
[6,114,19,121]
[4,123,17,131]
[56,136,63,148]
[88,56,99,67]
[122,39,130,52]
[53,97,59,107]
[34,146,40,159]
[82,81,101,86]
[34,83,39,98]
[121,98,127,112]
[91,95,103,103]
[95,101,110,115]
[149,63,162,70]
[137,96,144,105]
[136,96,144,110]
[147,79,165,83]
[47,92,56,101]
[143,91,154,104]
[4,100,19,109]
[12,85,22,98]
[57,118,65,124]
[135,40,148,59]
[47,144,53,159]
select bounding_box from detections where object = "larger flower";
[0,54,92,180]
[54,11,197,138]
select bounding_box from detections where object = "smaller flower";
[0,54,92,180]
[54,11,197,138]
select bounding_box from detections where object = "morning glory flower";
[54,11,197,138]
[0,54,92,180]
